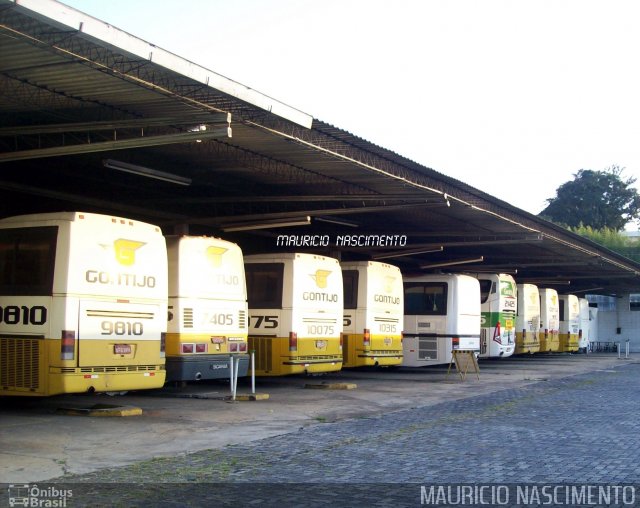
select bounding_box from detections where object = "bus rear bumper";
[280,357,343,375]
[165,354,250,382]
[37,367,166,396]
[345,352,403,368]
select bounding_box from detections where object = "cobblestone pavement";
[31,362,639,507]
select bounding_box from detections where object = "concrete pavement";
[1,353,635,487]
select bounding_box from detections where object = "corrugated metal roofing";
[1,0,639,295]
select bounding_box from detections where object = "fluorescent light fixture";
[221,216,311,232]
[103,159,192,186]
[522,279,572,286]
[314,216,359,228]
[373,246,444,260]
[467,269,518,275]
[572,287,605,294]
[420,256,484,270]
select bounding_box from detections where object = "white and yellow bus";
[165,236,249,382]
[340,260,403,368]
[515,283,541,354]
[578,297,591,353]
[0,212,167,396]
[559,294,580,353]
[538,288,560,352]
[474,273,516,358]
[244,252,343,376]
[403,274,480,366]
[588,304,598,351]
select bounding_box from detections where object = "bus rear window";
[479,280,492,304]
[245,263,284,309]
[404,282,447,315]
[0,226,57,296]
[342,270,359,310]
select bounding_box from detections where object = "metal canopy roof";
[1,0,640,296]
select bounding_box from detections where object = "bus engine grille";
[238,310,247,329]
[0,337,40,390]
[183,308,194,328]
[342,334,351,364]
[248,337,272,372]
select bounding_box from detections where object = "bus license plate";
[114,344,132,355]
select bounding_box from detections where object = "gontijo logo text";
[86,239,156,288]
[304,270,338,302]
[374,276,400,305]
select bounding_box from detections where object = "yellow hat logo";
[384,276,396,293]
[206,246,228,268]
[113,239,145,266]
[311,270,332,289]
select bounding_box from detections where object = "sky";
[60,0,640,223]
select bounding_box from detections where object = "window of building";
[585,294,617,312]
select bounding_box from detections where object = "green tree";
[571,225,640,262]
[539,166,640,230]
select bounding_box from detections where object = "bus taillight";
[160,332,166,357]
[492,321,502,344]
[61,330,75,360]
[289,332,298,352]
[229,343,238,352]
[452,337,460,349]
[195,343,207,353]
[363,328,371,347]
[239,343,248,352]
[181,343,194,354]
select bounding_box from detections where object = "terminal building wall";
[595,293,640,353]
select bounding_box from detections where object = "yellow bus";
[538,288,560,352]
[515,283,541,354]
[165,235,249,382]
[0,212,167,396]
[340,260,403,367]
[244,252,343,376]
[559,294,580,353]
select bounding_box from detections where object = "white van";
[403,274,480,366]
[578,297,591,353]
